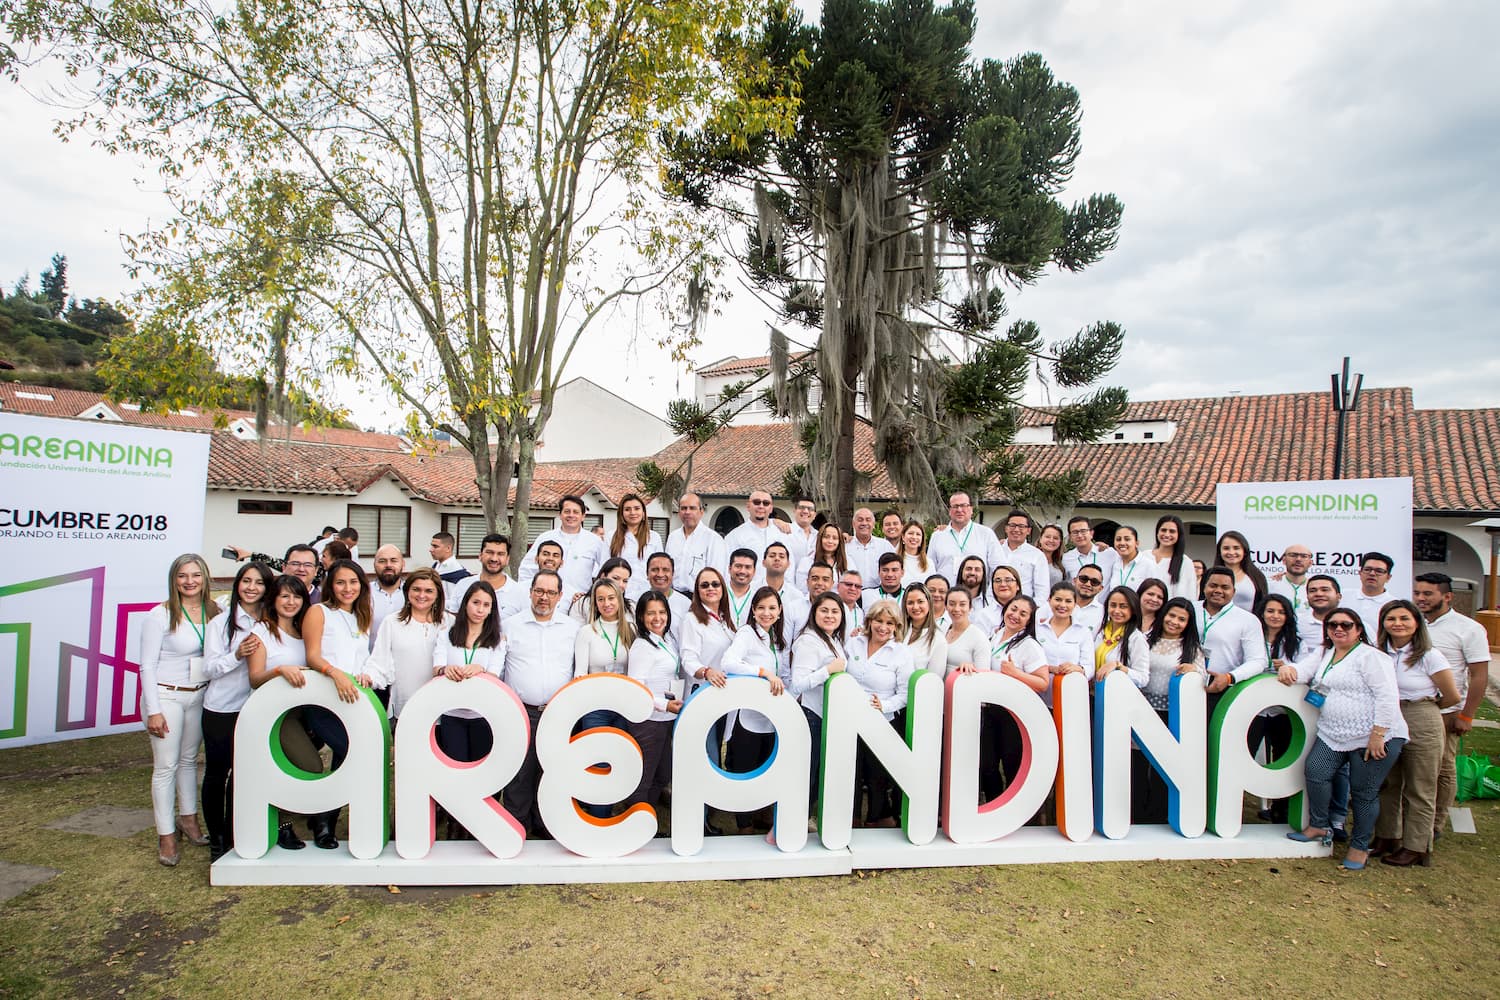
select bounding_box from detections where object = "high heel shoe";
[157,833,180,867]
[1286,828,1333,846]
[176,818,210,847]
[1382,847,1432,868]
[1341,850,1369,871]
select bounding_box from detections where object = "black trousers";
[503,704,548,837]
[853,716,904,824]
[437,714,494,763]
[725,719,777,828]
[1247,710,1294,822]
[979,705,1027,804]
[627,719,674,813]
[200,708,238,844]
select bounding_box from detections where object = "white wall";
[535,379,676,461]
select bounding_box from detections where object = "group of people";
[139,489,1490,872]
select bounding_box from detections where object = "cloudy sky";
[2,0,1497,426]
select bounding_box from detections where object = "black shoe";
[209,834,226,862]
[1256,808,1273,822]
[276,824,306,850]
[1331,827,1349,844]
[310,813,339,850]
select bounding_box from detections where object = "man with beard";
[368,544,407,646]
[450,534,527,619]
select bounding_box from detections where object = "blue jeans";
[576,709,627,819]
[1304,737,1406,852]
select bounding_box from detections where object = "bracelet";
[1458,714,1474,723]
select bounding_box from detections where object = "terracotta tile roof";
[1415,409,1500,511]
[695,352,811,377]
[651,420,899,501]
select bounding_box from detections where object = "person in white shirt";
[924,574,953,632]
[450,534,527,621]
[1047,565,1106,636]
[995,509,1049,604]
[1038,582,1095,695]
[880,510,905,549]
[787,496,821,588]
[971,564,1022,635]
[368,544,407,651]
[314,527,360,563]
[846,507,897,585]
[814,522,851,579]
[1249,593,1308,824]
[1110,525,1164,593]
[723,489,795,575]
[644,553,692,646]
[983,595,1050,803]
[1297,575,1343,650]
[501,570,582,838]
[625,592,685,814]
[1347,551,1396,636]
[666,492,729,594]
[568,557,633,623]
[680,567,737,770]
[519,495,608,595]
[1267,543,1315,616]
[1194,566,1268,705]
[720,586,792,833]
[201,560,272,860]
[1279,609,1407,869]
[530,540,582,615]
[862,552,907,612]
[901,583,948,676]
[845,600,915,827]
[608,493,664,600]
[1093,587,1151,690]
[837,569,867,634]
[433,582,507,763]
[898,519,933,586]
[364,567,448,724]
[1062,516,1119,586]
[1214,530,1267,613]
[1150,515,1197,601]
[790,593,849,808]
[804,562,836,602]
[1413,572,1491,844]
[724,549,760,628]
[762,542,809,638]
[1371,599,1460,867]
[943,587,991,680]
[1139,597,1209,822]
[428,531,472,606]
[1037,524,1068,590]
[139,554,221,866]
[573,579,633,680]
[928,492,999,583]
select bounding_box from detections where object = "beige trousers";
[1375,698,1444,852]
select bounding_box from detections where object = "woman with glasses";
[972,565,1022,635]
[1278,609,1406,869]
[681,567,737,781]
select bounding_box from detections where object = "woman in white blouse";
[246,575,323,851]
[721,586,790,834]
[1370,599,1460,867]
[364,567,448,725]
[971,565,1021,636]
[610,493,662,601]
[1137,597,1207,822]
[845,600,915,827]
[1151,515,1197,601]
[943,588,990,679]
[301,559,376,849]
[790,593,849,809]
[625,592,683,814]
[899,519,931,586]
[139,553,222,867]
[200,561,272,861]
[1038,524,1068,589]
[431,581,506,838]
[681,568,736,768]
[1093,587,1151,689]
[1215,530,1267,612]
[572,578,636,817]
[1111,526,1161,594]
[901,584,948,676]
[980,596,1049,803]
[1279,608,1408,870]
[1038,583,1094,691]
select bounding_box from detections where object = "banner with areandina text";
[0,412,210,747]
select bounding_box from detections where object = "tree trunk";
[833,344,860,528]
[509,427,540,574]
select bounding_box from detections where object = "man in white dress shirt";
[368,544,407,647]
[1267,543,1315,616]
[519,495,607,594]
[1415,572,1491,840]
[429,531,472,606]
[862,552,907,612]
[724,549,760,628]
[804,562,835,601]
[451,534,526,619]
[501,569,582,838]
[723,489,794,575]
[1061,515,1119,584]
[994,509,1049,603]
[845,507,897,585]
[646,552,692,646]
[786,496,820,590]
[1346,551,1395,636]
[761,542,809,638]
[1296,574,1342,649]
[665,492,727,594]
[881,510,905,552]
[1194,566,1268,699]
[838,569,867,633]
[927,492,1000,584]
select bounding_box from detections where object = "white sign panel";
[0,412,210,747]
[1216,477,1414,598]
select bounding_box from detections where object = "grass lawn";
[1,730,1497,999]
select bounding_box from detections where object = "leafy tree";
[3,0,797,566]
[38,253,66,318]
[663,0,1127,524]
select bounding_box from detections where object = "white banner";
[0,413,210,747]
[1215,477,1414,599]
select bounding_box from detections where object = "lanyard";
[185,603,208,650]
[729,588,751,623]
[600,621,621,661]
[1288,581,1305,610]
[1200,605,1232,639]
[1318,647,1354,685]
[954,522,976,553]
[1117,560,1137,587]
[993,630,1022,657]
[463,642,480,666]
[335,607,361,638]
[651,635,679,671]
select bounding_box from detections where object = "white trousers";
[148,685,204,835]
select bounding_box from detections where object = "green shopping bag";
[1455,738,1495,802]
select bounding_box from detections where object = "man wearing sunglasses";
[723,489,793,584]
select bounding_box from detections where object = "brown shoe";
[1368,836,1399,858]
[1381,847,1431,868]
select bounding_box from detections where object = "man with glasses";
[787,497,820,592]
[846,507,897,586]
[928,492,1000,584]
[1348,551,1396,636]
[1050,565,1107,635]
[281,544,323,603]
[500,569,581,839]
[1061,516,1119,584]
[838,569,867,633]
[519,495,606,595]
[724,490,794,581]
[995,509,1048,603]
[666,492,727,595]
[1269,543,1315,614]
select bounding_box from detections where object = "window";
[238,498,293,515]
[649,516,671,540]
[1143,431,1154,440]
[441,514,490,557]
[583,513,604,533]
[1413,531,1448,563]
[1113,432,1125,440]
[526,515,553,545]
[348,504,411,556]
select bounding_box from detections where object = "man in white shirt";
[1061,515,1119,584]
[1414,572,1491,839]
[724,549,759,628]
[804,562,835,601]
[531,540,580,612]
[665,492,728,594]
[1346,551,1395,635]
[925,574,953,632]
[1297,574,1342,649]
[428,531,472,606]
[723,489,794,574]
[787,496,820,590]
[838,569,866,633]
[881,510,905,552]
[927,492,1000,584]
[862,551,906,612]
[1066,565,1107,635]
[1195,566,1268,698]
[451,533,526,619]
[519,495,606,595]
[845,507,897,585]
[1267,543,1315,615]
[645,552,692,646]
[368,544,407,647]
[314,526,361,563]
[761,542,808,637]
[994,509,1049,603]
[501,569,582,838]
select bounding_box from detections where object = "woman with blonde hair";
[899,520,931,586]
[845,600,915,826]
[139,553,222,866]
[610,493,662,600]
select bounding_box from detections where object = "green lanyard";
[729,588,751,623]
[1317,647,1354,685]
[652,635,680,672]
[1288,582,1305,611]
[993,630,1022,658]
[954,522,976,553]
[601,622,621,662]
[185,603,208,650]
[1117,560,1138,588]
[463,642,480,666]
[1200,605,1232,639]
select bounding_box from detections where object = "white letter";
[942,671,1058,844]
[1093,671,1207,839]
[1208,675,1319,837]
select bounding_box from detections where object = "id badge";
[187,655,207,685]
[1303,688,1326,709]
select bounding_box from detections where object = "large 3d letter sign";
[213,669,1334,887]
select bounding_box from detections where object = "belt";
[158,682,208,692]
[1401,696,1439,704]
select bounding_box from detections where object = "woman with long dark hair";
[1094,586,1150,688]
[790,593,849,809]
[1137,597,1207,821]
[364,567,448,724]
[1038,524,1068,589]
[901,584,948,675]
[433,581,506,770]
[610,493,662,600]
[1137,578,1169,635]
[1215,530,1267,611]
[1251,593,1305,823]
[721,586,790,833]
[983,596,1048,802]
[625,591,683,815]
[1152,515,1196,601]
[816,522,849,577]
[246,575,321,850]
